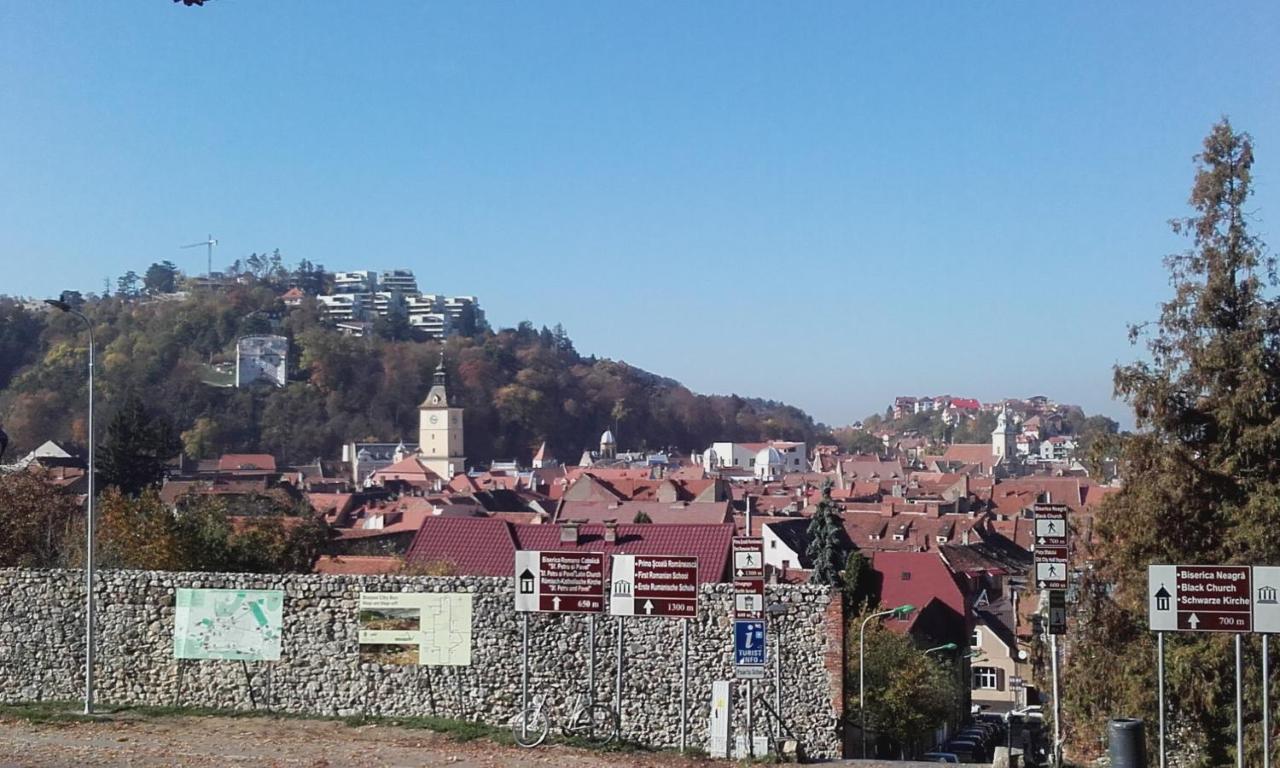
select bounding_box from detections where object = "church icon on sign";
[1154,584,1172,611]
[1259,585,1278,605]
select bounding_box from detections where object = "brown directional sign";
[514,550,605,613]
[733,536,765,578]
[1174,565,1252,632]
[1033,506,1070,590]
[733,536,766,619]
[609,555,698,618]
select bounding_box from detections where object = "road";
[0,713,718,768]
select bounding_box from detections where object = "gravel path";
[0,714,721,768]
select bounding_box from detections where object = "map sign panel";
[1149,564,1253,632]
[610,555,698,618]
[514,550,605,613]
[174,588,284,661]
[358,592,473,666]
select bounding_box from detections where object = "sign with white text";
[514,550,605,613]
[609,554,698,618]
[1149,564,1253,632]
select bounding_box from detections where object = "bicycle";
[510,691,619,748]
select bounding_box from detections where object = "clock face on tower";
[429,414,439,424]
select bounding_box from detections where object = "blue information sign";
[734,620,767,666]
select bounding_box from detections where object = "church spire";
[420,352,450,408]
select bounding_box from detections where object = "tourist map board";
[174,588,284,661]
[358,592,473,666]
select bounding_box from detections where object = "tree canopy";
[1064,119,1278,766]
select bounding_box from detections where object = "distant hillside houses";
[307,268,484,339]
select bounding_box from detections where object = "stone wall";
[0,569,843,759]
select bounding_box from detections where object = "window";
[973,666,999,690]
[971,629,982,648]
[749,459,756,467]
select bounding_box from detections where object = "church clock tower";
[419,354,466,479]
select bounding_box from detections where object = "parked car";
[944,738,987,762]
[921,752,960,763]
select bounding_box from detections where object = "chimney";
[603,519,618,544]
[560,521,580,544]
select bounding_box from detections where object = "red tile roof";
[555,500,732,526]
[872,550,968,634]
[403,519,735,584]
[404,517,518,576]
[217,454,277,472]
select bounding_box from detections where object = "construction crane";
[180,235,218,276]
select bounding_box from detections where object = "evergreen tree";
[841,550,874,612]
[1065,120,1279,765]
[806,479,845,585]
[97,395,181,496]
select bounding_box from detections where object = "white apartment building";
[334,270,378,294]
[700,440,807,476]
[380,269,418,294]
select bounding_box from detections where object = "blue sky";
[2,3,1279,427]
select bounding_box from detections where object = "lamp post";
[860,604,915,758]
[45,298,95,715]
[925,642,959,656]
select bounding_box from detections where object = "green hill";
[0,282,828,466]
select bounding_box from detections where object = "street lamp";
[925,642,959,655]
[860,603,915,758]
[45,298,96,715]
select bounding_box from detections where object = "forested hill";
[0,286,829,465]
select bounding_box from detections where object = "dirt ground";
[0,713,721,768]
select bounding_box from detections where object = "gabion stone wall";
[0,569,844,759]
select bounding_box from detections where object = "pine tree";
[97,395,181,496]
[1065,120,1279,765]
[806,479,845,585]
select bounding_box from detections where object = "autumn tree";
[0,470,82,567]
[806,480,846,585]
[1065,120,1279,766]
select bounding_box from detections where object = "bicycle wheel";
[512,708,550,748]
[581,703,619,745]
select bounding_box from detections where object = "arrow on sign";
[1037,537,1046,545]
[552,596,561,611]
[1188,613,1200,629]
[1038,581,1046,588]
[644,600,654,615]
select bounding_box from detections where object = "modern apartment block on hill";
[311,268,484,339]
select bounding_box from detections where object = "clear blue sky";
[3,3,1279,428]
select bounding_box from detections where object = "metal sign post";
[1237,633,1245,768]
[680,619,689,752]
[1051,633,1061,768]
[1265,633,1271,768]
[521,612,529,715]
[615,616,624,736]
[588,614,596,705]
[1158,631,1167,768]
